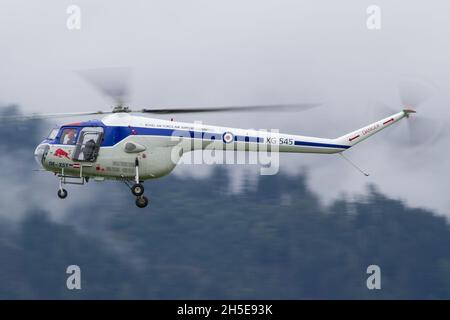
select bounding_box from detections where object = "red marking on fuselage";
[349,135,360,142]
[54,148,70,159]
[383,118,395,125]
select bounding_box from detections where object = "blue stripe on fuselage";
[109,127,264,145]
[48,124,349,150]
[294,140,350,149]
[111,126,350,150]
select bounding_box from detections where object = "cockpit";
[41,122,105,162]
[35,120,133,167]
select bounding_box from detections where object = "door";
[72,127,104,162]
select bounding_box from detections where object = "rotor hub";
[112,105,132,113]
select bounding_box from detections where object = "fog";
[1,0,449,216]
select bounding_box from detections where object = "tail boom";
[332,110,411,148]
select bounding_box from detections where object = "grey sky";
[1,1,449,215]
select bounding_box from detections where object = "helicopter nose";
[34,143,49,168]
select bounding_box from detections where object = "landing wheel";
[57,189,68,199]
[135,196,149,208]
[131,183,144,196]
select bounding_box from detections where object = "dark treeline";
[0,105,449,299]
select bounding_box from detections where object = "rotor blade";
[398,78,435,108]
[76,67,131,106]
[371,100,397,119]
[0,111,111,122]
[138,103,321,114]
[370,98,443,148]
[407,116,445,147]
[384,115,444,149]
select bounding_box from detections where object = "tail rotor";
[373,78,445,149]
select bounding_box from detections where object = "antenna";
[338,153,370,177]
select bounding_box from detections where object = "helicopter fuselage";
[34,111,407,181]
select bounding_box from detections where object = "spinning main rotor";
[1,67,321,121]
[0,68,444,150]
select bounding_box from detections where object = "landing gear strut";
[125,158,149,208]
[56,168,86,200]
[131,158,144,195]
[58,170,68,199]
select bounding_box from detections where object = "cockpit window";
[60,128,78,145]
[47,128,59,140]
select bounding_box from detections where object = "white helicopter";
[5,70,434,208]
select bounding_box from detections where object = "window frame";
[72,127,104,162]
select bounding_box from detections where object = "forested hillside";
[1,105,449,299]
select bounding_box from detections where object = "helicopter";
[3,70,436,208]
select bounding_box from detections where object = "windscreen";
[47,128,59,140]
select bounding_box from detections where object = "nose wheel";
[57,188,68,199]
[57,170,68,199]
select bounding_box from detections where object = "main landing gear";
[124,181,149,208]
[55,160,150,209]
[135,195,149,208]
[131,183,144,196]
[126,158,149,208]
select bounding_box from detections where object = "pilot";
[63,129,77,145]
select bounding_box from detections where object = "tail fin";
[333,110,414,148]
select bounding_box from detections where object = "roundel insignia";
[222,132,234,144]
